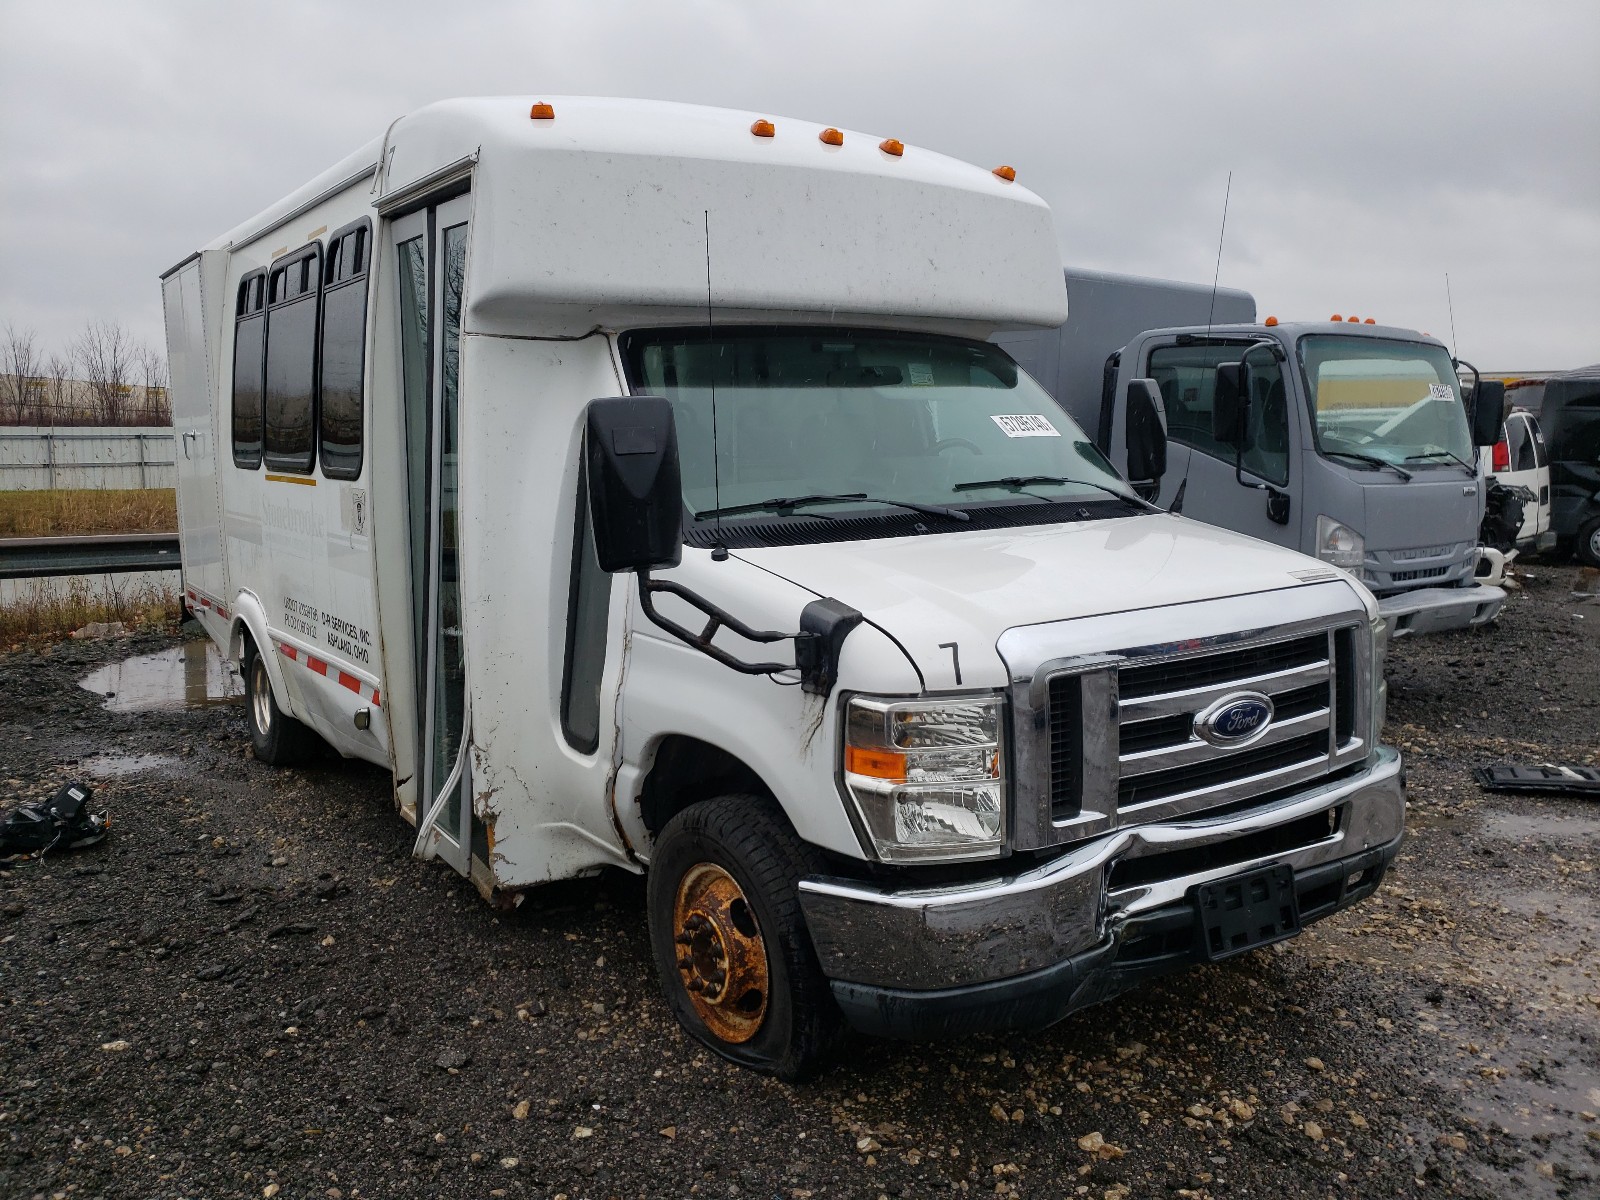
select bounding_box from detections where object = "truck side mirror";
[1471,379,1506,448]
[584,396,684,573]
[1213,362,1245,447]
[1125,379,1168,498]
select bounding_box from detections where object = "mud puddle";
[77,639,242,712]
[79,752,181,777]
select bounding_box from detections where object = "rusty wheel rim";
[672,862,770,1044]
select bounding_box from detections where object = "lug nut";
[686,978,704,993]
[676,955,692,970]
[674,932,692,946]
[708,944,724,960]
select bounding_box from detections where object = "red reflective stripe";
[338,671,361,694]
[370,690,381,709]
[215,606,229,618]
[280,644,298,661]
[307,657,328,676]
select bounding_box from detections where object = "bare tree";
[2,323,41,424]
[42,354,72,427]
[136,343,171,425]
[73,319,136,425]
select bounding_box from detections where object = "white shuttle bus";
[162,97,1405,1078]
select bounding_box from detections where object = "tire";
[646,794,840,1080]
[243,637,319,766]
[1577,517,1600,569]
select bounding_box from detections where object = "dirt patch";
[2,573,1598,1198]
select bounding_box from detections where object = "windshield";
[620,327,1137,542]
[1299,335,1473,468]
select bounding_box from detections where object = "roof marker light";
[993,165,1017,182]
[819,127,844,146]
[750,119,775,137]
[1264,315,1279,327]
[1347,315,1360,323]
[1330,314,1343,322]
[879,138,904,156]
[1364,318,1376,324]
[529,102,555,120]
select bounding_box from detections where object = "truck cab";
[1102,320,1505,637]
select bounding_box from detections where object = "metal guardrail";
[0,533,182,579]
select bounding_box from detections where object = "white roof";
[210,96,1069,337]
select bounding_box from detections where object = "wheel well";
[638,736,770,836]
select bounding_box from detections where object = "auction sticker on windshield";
[991,414,1061,437]
[1428,384,1453,401]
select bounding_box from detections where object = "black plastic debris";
[1472,764,1600,797]
[0,781,110,863]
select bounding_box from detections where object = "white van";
[162,97,1404,1079]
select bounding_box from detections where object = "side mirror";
[1471,379,1506,447]
[584,396,683,573]
[1213,362,1246,446]
[1125,378,1168,494]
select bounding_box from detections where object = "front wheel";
[646,795,840,1080]
[243,638,319,766]
[1577,516,1600,569]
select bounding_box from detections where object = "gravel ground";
[2,568,1597,1200]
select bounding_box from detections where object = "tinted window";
[1506,415,1537,473]
[264,245,321,472]
[561,457,612,752]
[1146,341,1289,485]
[319,221,370,480]
[231,271,266,468]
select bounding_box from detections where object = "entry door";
[393,194,472,871]
[162,259,226,603]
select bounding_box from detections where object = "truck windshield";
[1299,336,1473,469]
[620,327,1137,537]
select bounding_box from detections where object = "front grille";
[1042,623,1364,831]
[1390,566,1448,583]
[1118,633,1326,699]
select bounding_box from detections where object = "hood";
[734,512,1360,689]
[1360,468,1483,551]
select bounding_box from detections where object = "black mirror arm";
[637,570,797,676]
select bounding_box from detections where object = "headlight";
[1315,514,1366,570]
[842,694,1006,862]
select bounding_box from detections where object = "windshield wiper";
[1324,451,1413,482]
[1404,449,1476,474]
[954,475,1141,505]
[694,492,970,522]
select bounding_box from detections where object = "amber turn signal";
[844,745,907,780]
[529,102,554,120]
[750,119,775,137]
[992,165,1016,182]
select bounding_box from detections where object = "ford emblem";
[1194,692,1275,747]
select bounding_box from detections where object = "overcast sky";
[2,1,1596,372]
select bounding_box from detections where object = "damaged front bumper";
[797,747,1405,1039]
[1378,583,1504,638]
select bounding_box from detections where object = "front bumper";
[797,747,1405,1039]
[1377,583,1504,637]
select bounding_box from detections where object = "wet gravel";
[2,568,1597,1199]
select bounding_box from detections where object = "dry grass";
[0,576,182,646]
[0,488,178,538]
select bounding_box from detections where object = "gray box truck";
[999,270,1505,638]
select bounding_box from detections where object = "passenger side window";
[1507,415,1537,472]
[561,460,613,753]
[231,271,267,468]
[1146,342,1289,485]
[264,244,322,473]
[319,220,371,480]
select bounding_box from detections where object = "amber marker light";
[819,127,844,146]
[750,119,775,137]
[1264,316,1279,327]
[1330,314,1343,322]
[1347,315,1360,323]
[529,102,555,120]
[844,745,907,780]
[993,165,1017,181]
[1364,318,1376,324]
[879,138,904,156]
